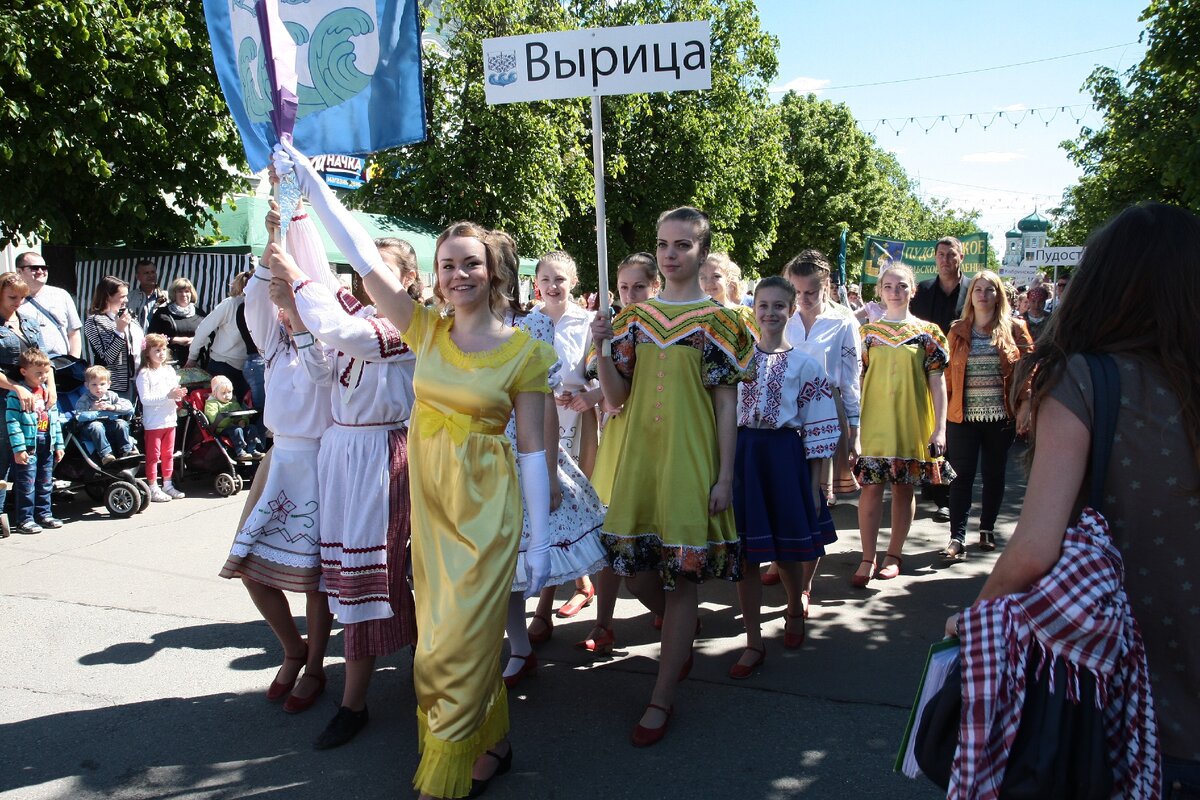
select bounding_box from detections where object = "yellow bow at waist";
[414,401,506,445]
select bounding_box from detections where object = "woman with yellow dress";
[851,263,955,587]
[590,207,754,746]
[272,142,556,799]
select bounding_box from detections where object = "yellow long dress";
[403,305,555,799]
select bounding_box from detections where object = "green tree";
[359,0,791,289]
[1054,0,1200,244]
[763,92,988,282]
[0,0,247,247]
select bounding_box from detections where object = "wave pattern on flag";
[203,0,427,172]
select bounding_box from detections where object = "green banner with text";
[860,232,989,284]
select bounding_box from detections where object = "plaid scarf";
[950,507,1161,799]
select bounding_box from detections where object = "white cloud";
[961,151,1027,164]
[768,76,831,95]
[996,103,1027,112]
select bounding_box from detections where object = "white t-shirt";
[24,285,81,357]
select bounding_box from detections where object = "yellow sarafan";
[401,304,554,799]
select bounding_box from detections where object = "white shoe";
[150,487,172,503]
[163,485,186,500]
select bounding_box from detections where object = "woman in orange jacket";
[940,270,1033,559]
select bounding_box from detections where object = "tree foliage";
[763,92,987,280]
[1054,0,1200,244]
[0,0,246,247]
[358,0,791,289]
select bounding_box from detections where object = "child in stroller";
[74,365,138,465]
[203,375,264,462]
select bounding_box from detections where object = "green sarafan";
[0,0,247,249]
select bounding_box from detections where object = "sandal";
[876,553,903,580]
[527,612,553,645]
[939,540,966,561]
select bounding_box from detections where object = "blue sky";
[756,0,1148,248]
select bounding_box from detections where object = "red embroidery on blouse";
[336,287,364,316]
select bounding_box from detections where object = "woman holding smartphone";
[83,276,144,402]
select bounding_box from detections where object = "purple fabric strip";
[254,0,298,141]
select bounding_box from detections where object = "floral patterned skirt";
[853,455,956,486]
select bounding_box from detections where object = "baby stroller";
[175,382,261,497]
[54,386,151,518]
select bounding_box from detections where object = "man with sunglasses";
[14,252,81,359]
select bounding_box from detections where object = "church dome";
[1018,210,1051,233]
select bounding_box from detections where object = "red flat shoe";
[555,585,595,618]
[631,703,672,748]
[761,565,781,586]
[575,625,615,654]
[784,613,805,649]
[850,559,875,589]
[283,671,326,714]
[527,613,553,645]
[876,553,903,580]
[728,646,766,679]
[266,644,308,701]
[503,652,538,689]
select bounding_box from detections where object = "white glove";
[517,450,552,599]
[271,140,385,278]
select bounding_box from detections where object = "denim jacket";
[0,312,46,380]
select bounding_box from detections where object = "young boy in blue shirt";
[6,348,65,533]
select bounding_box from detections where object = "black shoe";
[313,705,368,750]
[933,506,951,523]
[979,530,997,551]
[468,746,513,798]
[37,517,64,529]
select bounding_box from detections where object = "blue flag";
[203,0,427,172]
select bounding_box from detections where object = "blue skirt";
[733,427,836,564]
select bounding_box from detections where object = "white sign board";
[483,21,711,105]
[1001,260,1040,284]
[1022,246,1083,267]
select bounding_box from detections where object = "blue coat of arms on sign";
[488,50,518,86]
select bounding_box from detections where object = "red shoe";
[728,646,766,679]
[631,703,672,747]
[575,625,615,654]
[850,559,875,589]
[651,614,663,630]
[556,585,595,618]
[784,613,805,649]
[527,613,553,645]
[503,652,538,689]
[761,565,781,586]
[283,671,326,714]
[266,644,307,701]
[876,553,903,580]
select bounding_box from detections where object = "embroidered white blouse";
[737,346,842,459]
[784,301,862,427]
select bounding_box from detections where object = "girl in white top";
[729,276,840,679]
[218,200,337,715]
[776,249,862,611]
[532,251,599,623]
[135,333,186,502]
[270,216,420,750]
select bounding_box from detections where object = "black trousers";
[946,419,1015,542]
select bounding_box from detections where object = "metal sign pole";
[591,94,611,355]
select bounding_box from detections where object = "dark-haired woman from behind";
[947,202,1200,795]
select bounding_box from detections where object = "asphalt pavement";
[0,455,1027,799]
